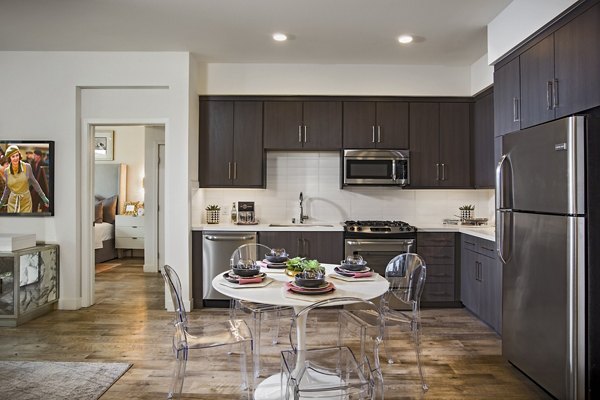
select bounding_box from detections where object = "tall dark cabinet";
[494,58,520,137]
[342,101,409,149]
[199,100,263,187]
[474,89,495,188]
[409,102,471,188]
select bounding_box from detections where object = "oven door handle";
[345,239,414,246]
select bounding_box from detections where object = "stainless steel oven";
[343,149,409,186]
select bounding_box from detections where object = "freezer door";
[502,212,584,399]
[500,116,585,215]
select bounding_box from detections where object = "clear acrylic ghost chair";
[229,243,293,377]
[280,297,385,400]
[339,253,428,392]
[161,265,254,399]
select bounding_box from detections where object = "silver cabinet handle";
[205,235,255,241]
[513,97,520,122]
[391,160,397,181]
[377,126,381,143]
[436,163,440,181]
[372,126,376,143]
[298,126,302,143]
[553,78,559,109]
[441,163,446,181]
[228,162,232,180]
[547,80,553,110]
[233,162,237,180]
[303,125,307,143]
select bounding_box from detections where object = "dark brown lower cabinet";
[460,234,502,334]
[191,231,203,309]
[258,231,343,264]
[417,232,460,307]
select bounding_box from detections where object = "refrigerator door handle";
[496,154,513,210]
[496,210,513,264]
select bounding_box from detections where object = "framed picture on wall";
[94,130,114,161]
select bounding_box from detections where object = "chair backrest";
[161,265,188,326]
[230,243,272,267]
[385,253,427,306]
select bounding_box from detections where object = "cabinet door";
[301,232,343,264]
[409,102,440,187]
[460,238,480,313]
[258,231,303,258]
[192,231,203,308]
[302,101,342,150]
[232,101,264,187]
[554,2,600,118]
[493,58,521,137]
[439,102,471,188]
[480,253,502,333]
[343,101,377,148]
[474,92,495,188]
[375,102,409,149]
[199,100,234,187]
[520,35,555,129]
[264,101,303,149]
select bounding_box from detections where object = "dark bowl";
[265,254,289,263]
[232,266,261,277]
[295,273,325,288]
[340,261,368,271]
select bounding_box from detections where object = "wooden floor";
[0,258,553,399]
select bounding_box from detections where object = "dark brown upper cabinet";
[474,90,495,188]
[520,34,555,129]
[263,101,342,150]
[342,101,409,149]
[199,100,264,188]
[409,102,471,188]
[494,58,520,137]
[554,2,600,119]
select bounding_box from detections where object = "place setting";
[257,248,289,273]
[330,254,377,282]
[220,259,274,289]
[283,258,337,300]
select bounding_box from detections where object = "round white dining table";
[212,263,389,400]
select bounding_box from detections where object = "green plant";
[459,204,475,211]
[285,257,324,274]
[205,204,220,211]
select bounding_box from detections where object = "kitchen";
[1,0,599,399]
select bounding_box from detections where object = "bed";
[94,164,127,263]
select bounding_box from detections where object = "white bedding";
[94,222,114,249]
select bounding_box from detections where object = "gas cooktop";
[344,220,417,234]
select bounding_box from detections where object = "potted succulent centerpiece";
[205,204,221,224]
[286,257,326,287]
[459,204,475,221]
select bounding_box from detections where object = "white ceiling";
[0,0,512,66]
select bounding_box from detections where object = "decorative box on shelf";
[0,233,36,252]
[0,243,59,327]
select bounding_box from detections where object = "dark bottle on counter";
[231,202,237,224]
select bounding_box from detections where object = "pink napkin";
[349,271,373,278]
[237,276,263,285]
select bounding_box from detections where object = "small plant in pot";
[459,204,475,221]
[205,204,221,224]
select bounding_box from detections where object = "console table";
[0,243,59,326]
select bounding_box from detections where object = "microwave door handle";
[392,160,397,181]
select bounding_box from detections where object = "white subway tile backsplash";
[196,152,495,225]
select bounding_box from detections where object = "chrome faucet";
[299,192,309,224]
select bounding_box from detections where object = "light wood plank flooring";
[0,258,552,399]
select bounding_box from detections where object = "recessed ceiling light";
[273,33,288,42]
[398,35,414,44]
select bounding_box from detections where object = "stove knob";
[356,227,362,232]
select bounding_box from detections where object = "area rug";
[0,361,132,400]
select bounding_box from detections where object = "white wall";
[470,53,493,95]
[195,152,495,227]
[488,0,577,64]
[0,51,193,310]
[202,63,472,96]
[97,125,145,203]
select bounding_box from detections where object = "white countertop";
[192,221,495,241]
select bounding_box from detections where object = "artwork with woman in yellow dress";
[0,145,49,213]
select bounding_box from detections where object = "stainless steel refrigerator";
[496,116,587,399]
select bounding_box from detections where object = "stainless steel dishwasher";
[202,231,257,301]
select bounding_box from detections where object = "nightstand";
[115,215,144,257]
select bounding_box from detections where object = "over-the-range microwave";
[343,149,409,186]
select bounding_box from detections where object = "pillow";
[94,200,104,224]
[102,195,118,224]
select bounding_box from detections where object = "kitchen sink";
[268,224,335,228]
